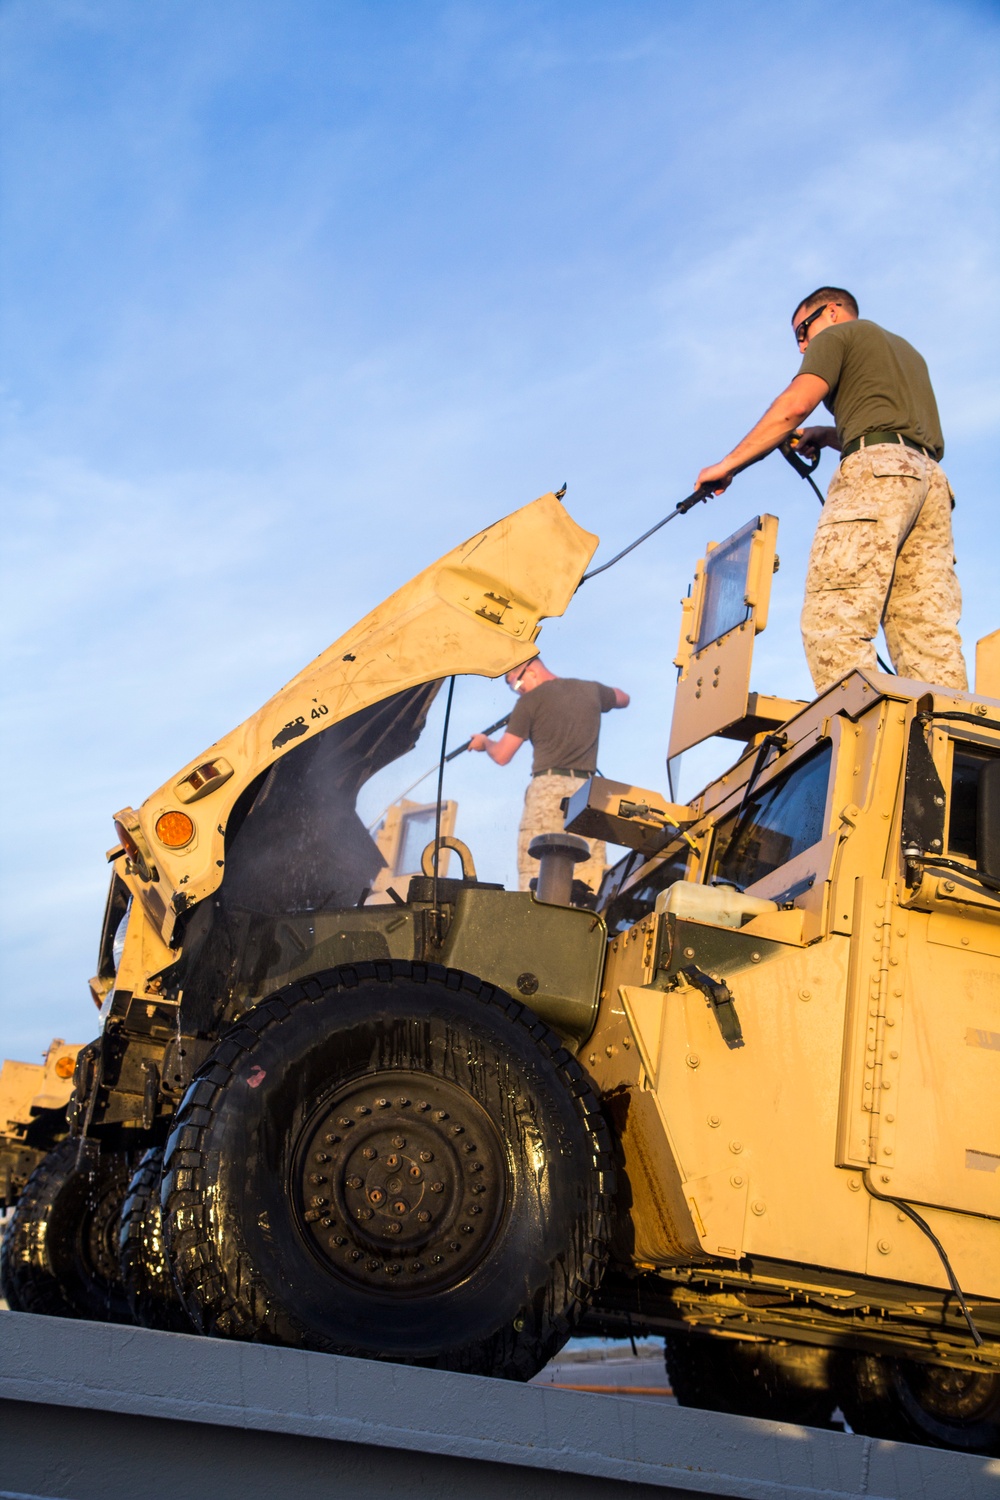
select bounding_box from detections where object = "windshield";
[710,742,832,890]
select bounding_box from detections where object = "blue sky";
[2,0,998,1058]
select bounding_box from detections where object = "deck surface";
[1,1311,997,1499]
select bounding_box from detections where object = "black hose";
[865,1179,983,1348]
[778,439,895,675]
[432,676,456,924]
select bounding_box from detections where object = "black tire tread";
[163,959,614,1376]
[0,1138,133,1322]
[119,1147,192,1332]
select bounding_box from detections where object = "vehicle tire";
[163,960,614,1377]
[839,1353,1000,1455]
[665,1331,835,1427]
[0,1138,133,1322]
[119,1148,192,1332]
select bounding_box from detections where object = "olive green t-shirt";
[507,678,618,774]
[797,319,944,459]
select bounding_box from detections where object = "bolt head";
[751,1200,766,1216]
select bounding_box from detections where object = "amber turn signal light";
[155,810,195,848]
[54,1055,76,1079]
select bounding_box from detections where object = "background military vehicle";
[0,1039,81,1213]
[1,492,998,1454]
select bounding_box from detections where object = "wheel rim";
[79,1169,126,1288]
[292,1070,508,1296]
[901,1362,1000,1426]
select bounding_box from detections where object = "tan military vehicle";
[1,493,997,1453]
[0,1039,81,1211]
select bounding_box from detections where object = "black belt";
[532,766,592,779]
[841,430,933,461]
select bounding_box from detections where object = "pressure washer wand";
[365,713,513,831]
[444,714,510,762]
[579,483,716,584]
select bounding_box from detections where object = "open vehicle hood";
[114,491,598,940]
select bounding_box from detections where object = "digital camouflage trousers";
[801,442,967,694]
[516,772,606,894]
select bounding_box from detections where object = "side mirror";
[977,759,1000,885]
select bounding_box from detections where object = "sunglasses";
[794,303,829,344]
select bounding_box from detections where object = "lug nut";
[434,1110,448,1120]
[408,1165,422,1180]
[463,1143,476,1153]
[396,1098,410,1107]
[410,1261,423,1273]
[313,1152,330,1163]
[387,1222,401,1234]
[309,1173,327,1185]
[370,1188,385,1205]
[346,1175,363,1189]
[452,1125,464,1135]
[392,1200,407,1215]
[469,1205,482,1215]
[430,1182,444,1193]
[363,1147,377,1160]
[460,1224,474,1235]
[385,1154,399,1169]
[357,1208,373,1221]
[376,1098,389,1109]
[419,1150,433,1163]
[355,1105,370,1115]
[417,1211,430,1223]
[392,1135,406,1148]
[324,1134,341,1145]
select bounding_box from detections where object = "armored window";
[601,846,692,936]
[710,742,832,891]
[395,806,437,875]
[948,746,1000,862]
[695,517,757,651]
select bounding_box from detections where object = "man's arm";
[468,730,525,765]
[696,373,830,492]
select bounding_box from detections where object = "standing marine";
[696,286,967,693]
[469,658,629,894]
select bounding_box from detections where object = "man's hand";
[695,462,734,495]
[469,730,524,766]
[790,424,838,461]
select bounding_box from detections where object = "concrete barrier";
[1,1311,996,1499]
